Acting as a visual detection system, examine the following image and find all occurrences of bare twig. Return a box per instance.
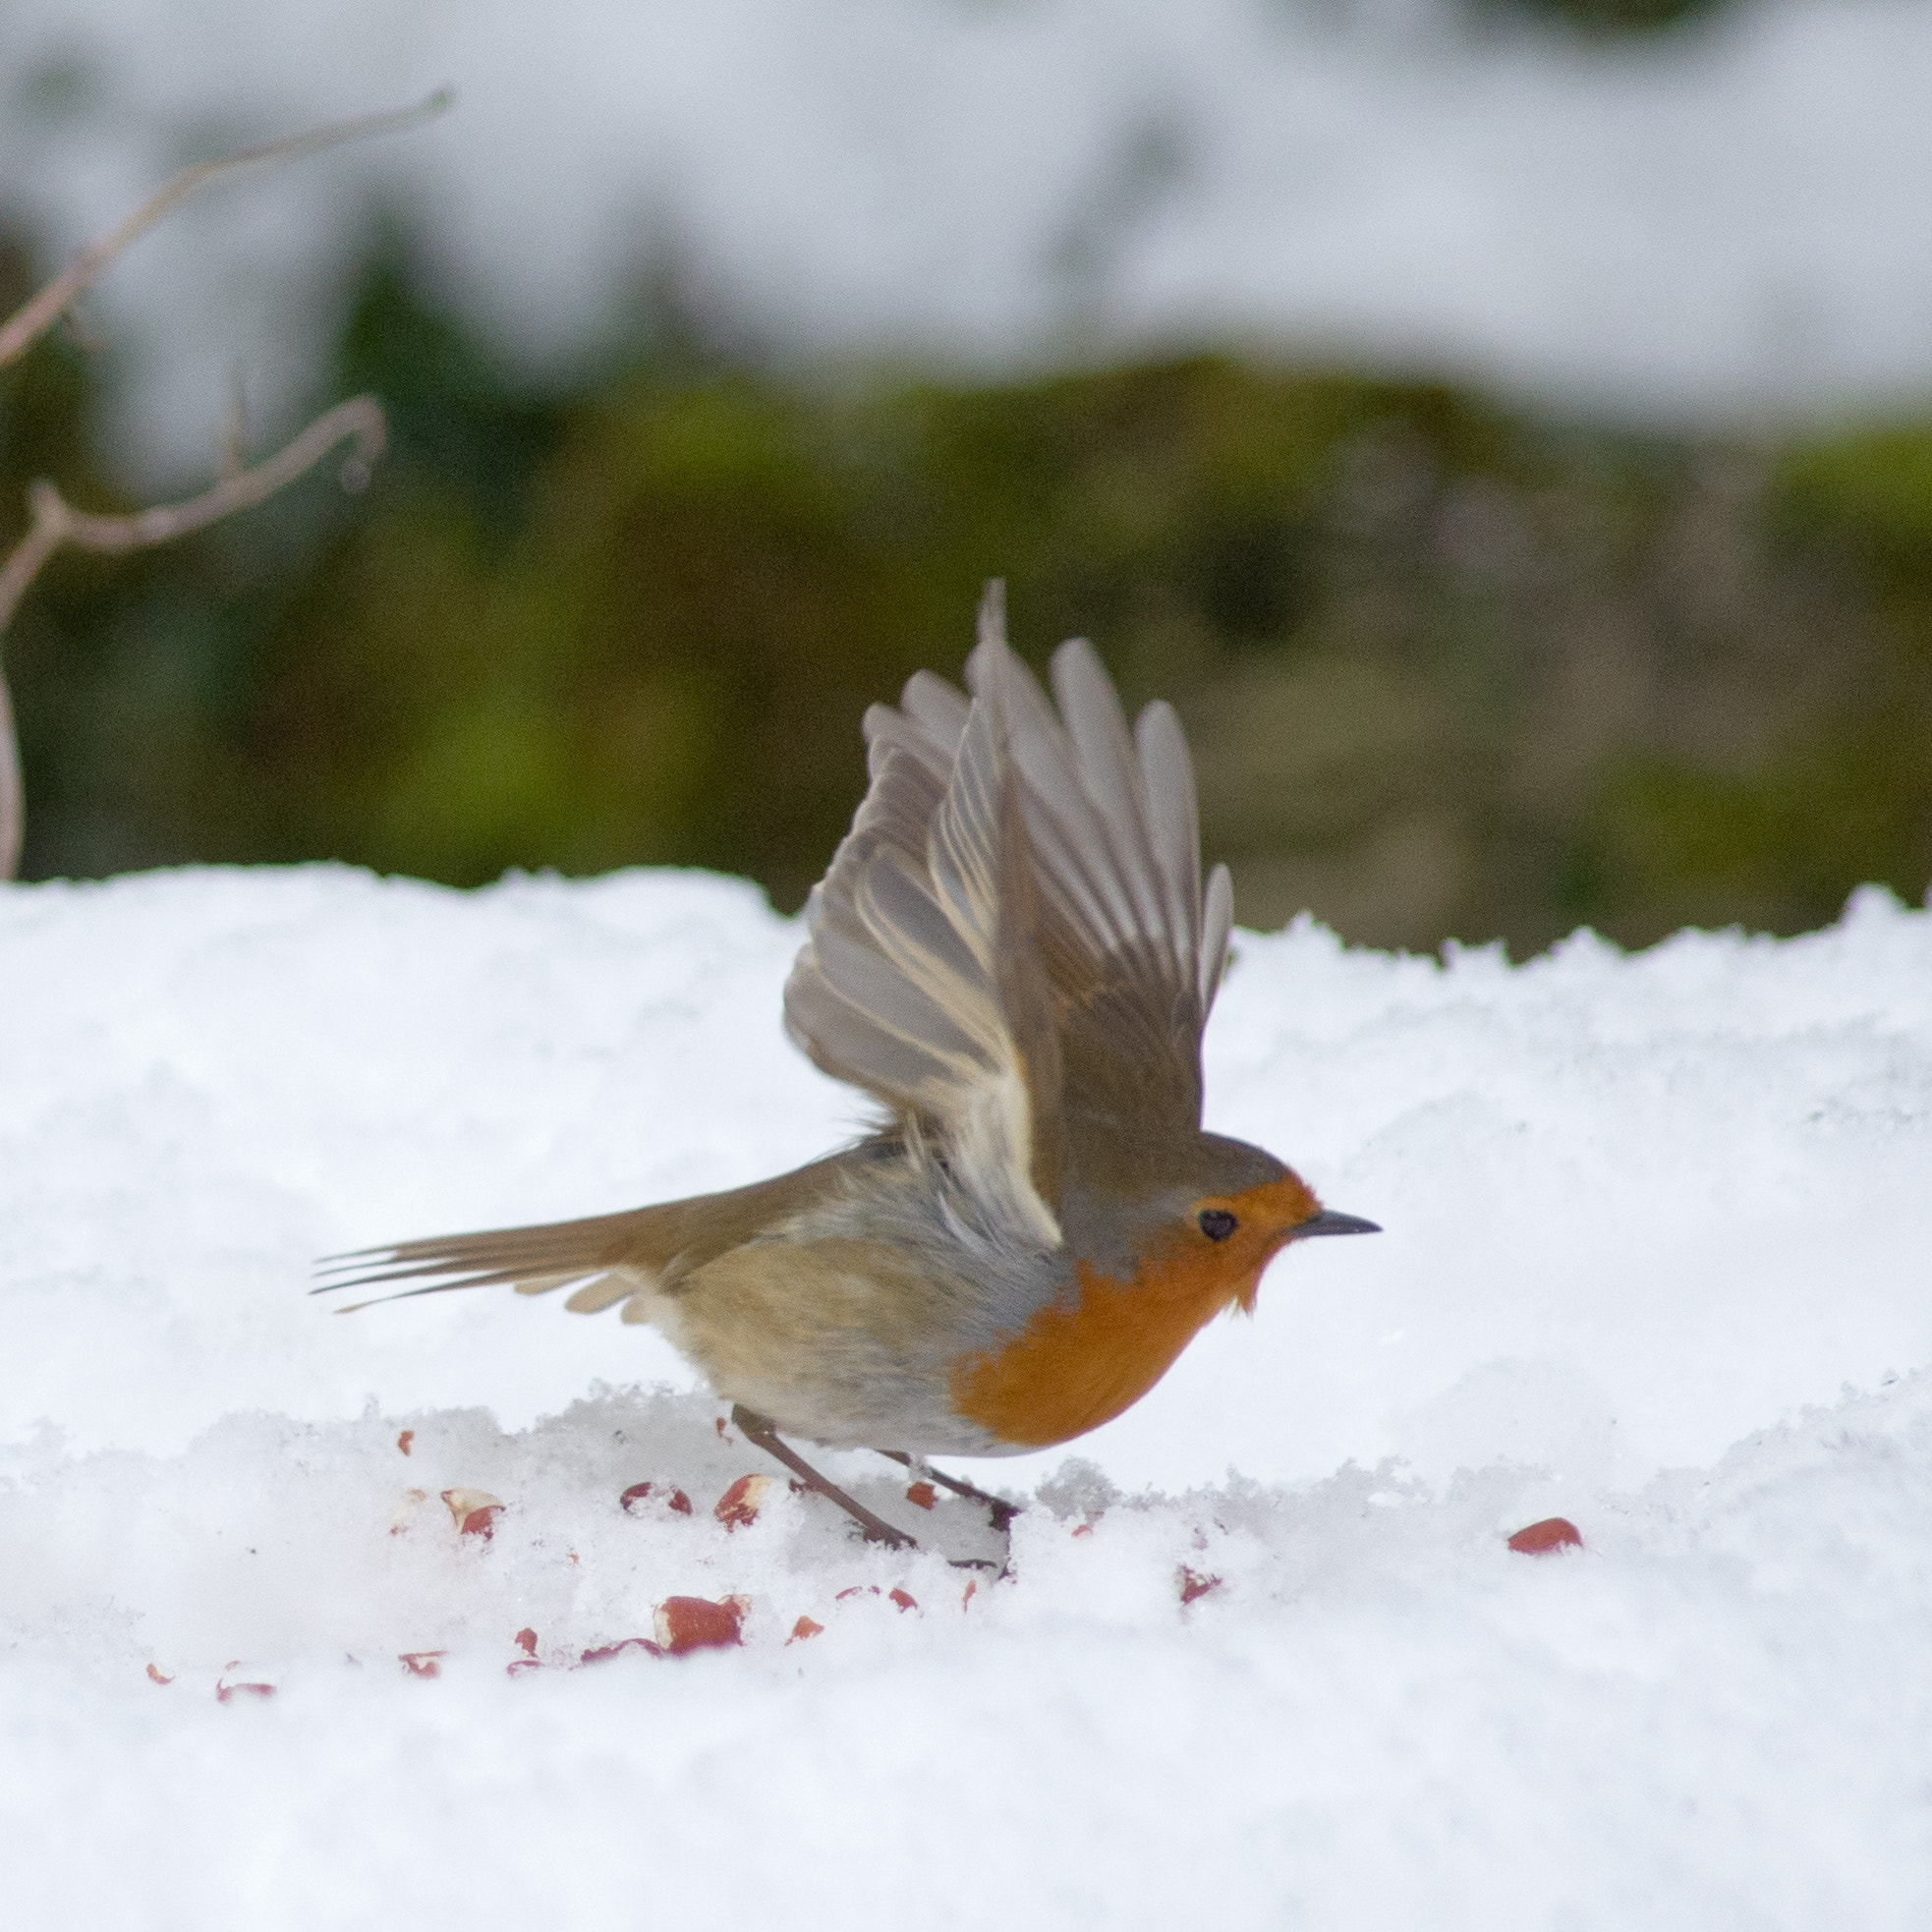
[0,396,384,638]
[0,90,449,881]
[0,90,450,372]
[0,398,384,880]
[0,672,17,887]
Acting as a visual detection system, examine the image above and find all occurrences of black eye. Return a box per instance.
[1198,1209,1238,1242]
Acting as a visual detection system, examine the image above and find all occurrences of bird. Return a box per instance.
[319,586,1378,1549]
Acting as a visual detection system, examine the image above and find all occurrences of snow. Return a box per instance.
[8,1,1932,477]
[1,861,1929,1925]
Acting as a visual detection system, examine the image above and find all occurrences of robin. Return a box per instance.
[321,587,1378,1548]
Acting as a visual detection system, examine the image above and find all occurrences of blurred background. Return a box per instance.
[3,0,1930,953]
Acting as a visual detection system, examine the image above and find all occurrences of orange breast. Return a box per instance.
[949,1246,1258,1450]
[949,1173,1319,1449]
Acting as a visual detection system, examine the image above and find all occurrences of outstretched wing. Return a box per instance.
[783,594,1065,1248]
[783,586,1232,1228]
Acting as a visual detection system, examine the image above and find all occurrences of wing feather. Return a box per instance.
[898,669,971,754]
[1134,700,1202,974]
[785,631,1063,1245]
[967,642,1138,957]
[1050,639,1173,959]
[783,583,1234,1218]
[1200,862,1233,1012]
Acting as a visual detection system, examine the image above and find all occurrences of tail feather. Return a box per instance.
[315,1151,851,1317]
[314,1206,654,1314]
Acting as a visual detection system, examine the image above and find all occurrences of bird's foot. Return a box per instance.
[730,1405,917,1551]
[880,1449,1022,1535]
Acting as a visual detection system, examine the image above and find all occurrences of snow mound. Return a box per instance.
[1,865,1928,1924]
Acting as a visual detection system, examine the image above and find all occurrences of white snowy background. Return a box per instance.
[4,0,1932,478]
[6,0,1932,1922]
[1,865,1928,1926]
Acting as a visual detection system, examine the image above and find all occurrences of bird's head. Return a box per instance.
[1062,1129,1378,1308]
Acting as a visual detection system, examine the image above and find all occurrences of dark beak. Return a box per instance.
[1295,1209,1381,1238]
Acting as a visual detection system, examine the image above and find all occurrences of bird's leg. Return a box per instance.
[879,1449,1022,1534]
[729,1405,916,1551]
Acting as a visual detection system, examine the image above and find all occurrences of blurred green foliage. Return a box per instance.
[1465,0,1726,34]
[4,225,1929,954]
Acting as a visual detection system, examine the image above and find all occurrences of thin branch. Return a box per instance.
[0,90,451,371]
[0,397,385,881]
[0,672,17,887]
[0,89,447,881]
[0,395,384,635]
